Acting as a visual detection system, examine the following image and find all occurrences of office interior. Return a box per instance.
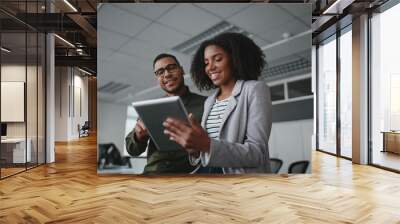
[0,0,97,179]
[97,3,313,174]
[313,0,400,172]
[0,0,399,222]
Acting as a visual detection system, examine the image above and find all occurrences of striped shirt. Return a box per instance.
[205,98,230,139]
[189,97,232,174]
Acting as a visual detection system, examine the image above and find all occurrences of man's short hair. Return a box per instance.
[153,53,181,68]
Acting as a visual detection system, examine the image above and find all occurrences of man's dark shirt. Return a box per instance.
[125,87,206,174]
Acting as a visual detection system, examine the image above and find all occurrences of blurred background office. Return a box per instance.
[97,3,312,174]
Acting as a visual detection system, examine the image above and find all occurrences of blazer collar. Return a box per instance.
[209,79,244,100]
[231,80,244,97]
[202,80,244,129]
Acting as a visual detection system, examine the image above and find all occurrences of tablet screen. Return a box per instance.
[132,96,189,151]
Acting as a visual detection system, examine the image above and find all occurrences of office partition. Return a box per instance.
[0,1,47,179]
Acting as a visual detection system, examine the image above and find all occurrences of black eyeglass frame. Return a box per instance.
[154,63,180,77]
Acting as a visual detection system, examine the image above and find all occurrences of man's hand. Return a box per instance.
[134,119,149,141]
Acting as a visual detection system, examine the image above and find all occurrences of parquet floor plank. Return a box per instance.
[1,134,400,223]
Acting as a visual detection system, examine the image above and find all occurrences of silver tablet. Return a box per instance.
[131,96,189,152]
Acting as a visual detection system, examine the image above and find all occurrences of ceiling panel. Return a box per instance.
[116,3,176,20]
[227,4,293,39]
[194,3,250,19]
[118,38,167,61]
[98,28,130,51]
[157,3,221,36]
[285,33,312,56]
[260,19,310,44]
[174,52,193,73]
[98,59,152,88]
[97,47,115,62]
[136,23,190,48]
[105,51,153,72]
[251,35,270,48]
[265,33,311,62]
[277,3,312,25]
[98,4,151,37]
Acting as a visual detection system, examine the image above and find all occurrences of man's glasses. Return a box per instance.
[154,64,179,77]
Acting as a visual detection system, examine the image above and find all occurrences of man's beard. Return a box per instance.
[163,79,185,95]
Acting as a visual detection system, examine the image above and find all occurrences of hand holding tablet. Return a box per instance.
[134,119,148,142]
[132,96,190,152]
[163,113,211,154]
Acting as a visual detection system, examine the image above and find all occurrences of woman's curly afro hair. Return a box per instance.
[190,32,266,91]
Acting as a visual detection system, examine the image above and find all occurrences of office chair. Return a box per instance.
[98,143,132,169]
[79,121,90,138]
[269,158,283,174]
[288,160,309,174]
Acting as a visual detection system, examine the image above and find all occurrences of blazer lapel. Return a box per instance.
[218,97,237,135]
[201,91,218,128]
[218,80,244,135]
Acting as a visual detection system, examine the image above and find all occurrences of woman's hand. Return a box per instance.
[163,113,210,153]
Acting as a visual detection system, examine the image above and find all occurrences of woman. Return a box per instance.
[163,32,272,174]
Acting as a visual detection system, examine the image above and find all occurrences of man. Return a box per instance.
[125,53,206,174]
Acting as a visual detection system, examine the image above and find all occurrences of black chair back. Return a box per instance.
[98,143,132,169]
[82,121,90,130]
[269,158,283,174]
[288,160,309,174]
[98,143,122,165]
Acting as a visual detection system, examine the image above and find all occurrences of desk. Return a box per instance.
[1,138,31,163]
[382,131,400,154]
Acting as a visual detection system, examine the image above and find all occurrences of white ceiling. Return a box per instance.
[98,3,311,104]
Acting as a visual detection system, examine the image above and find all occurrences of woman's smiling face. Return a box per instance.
[204,45,233,87]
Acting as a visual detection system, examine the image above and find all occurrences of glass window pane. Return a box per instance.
[270,84,285,101]
[340,27,352,158]
[318,36,337,155]
[288,78,312,98]
[27,31,38,169]
[1,30,28,177]
[371,3,400,171]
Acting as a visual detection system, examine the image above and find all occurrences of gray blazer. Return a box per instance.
[196,80,272,174]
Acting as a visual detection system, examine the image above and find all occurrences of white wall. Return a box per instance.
[269,119,313,173]
[71,74,89,138]
[55,67,69,141]
[1,65,26,128]
[98,100,127,154]
[55,67,89,141]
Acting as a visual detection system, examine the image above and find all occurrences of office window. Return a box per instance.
[340,27,352,158]
[270,84,285,101]
[371,2,400,171]
[317,35,337,155]
[0,2,46,179]
[1,32,28,177]
[288,78,312,98]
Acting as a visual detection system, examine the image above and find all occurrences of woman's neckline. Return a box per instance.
[216,96,231,102]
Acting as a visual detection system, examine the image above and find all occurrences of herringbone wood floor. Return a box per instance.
[1,134,400,223]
